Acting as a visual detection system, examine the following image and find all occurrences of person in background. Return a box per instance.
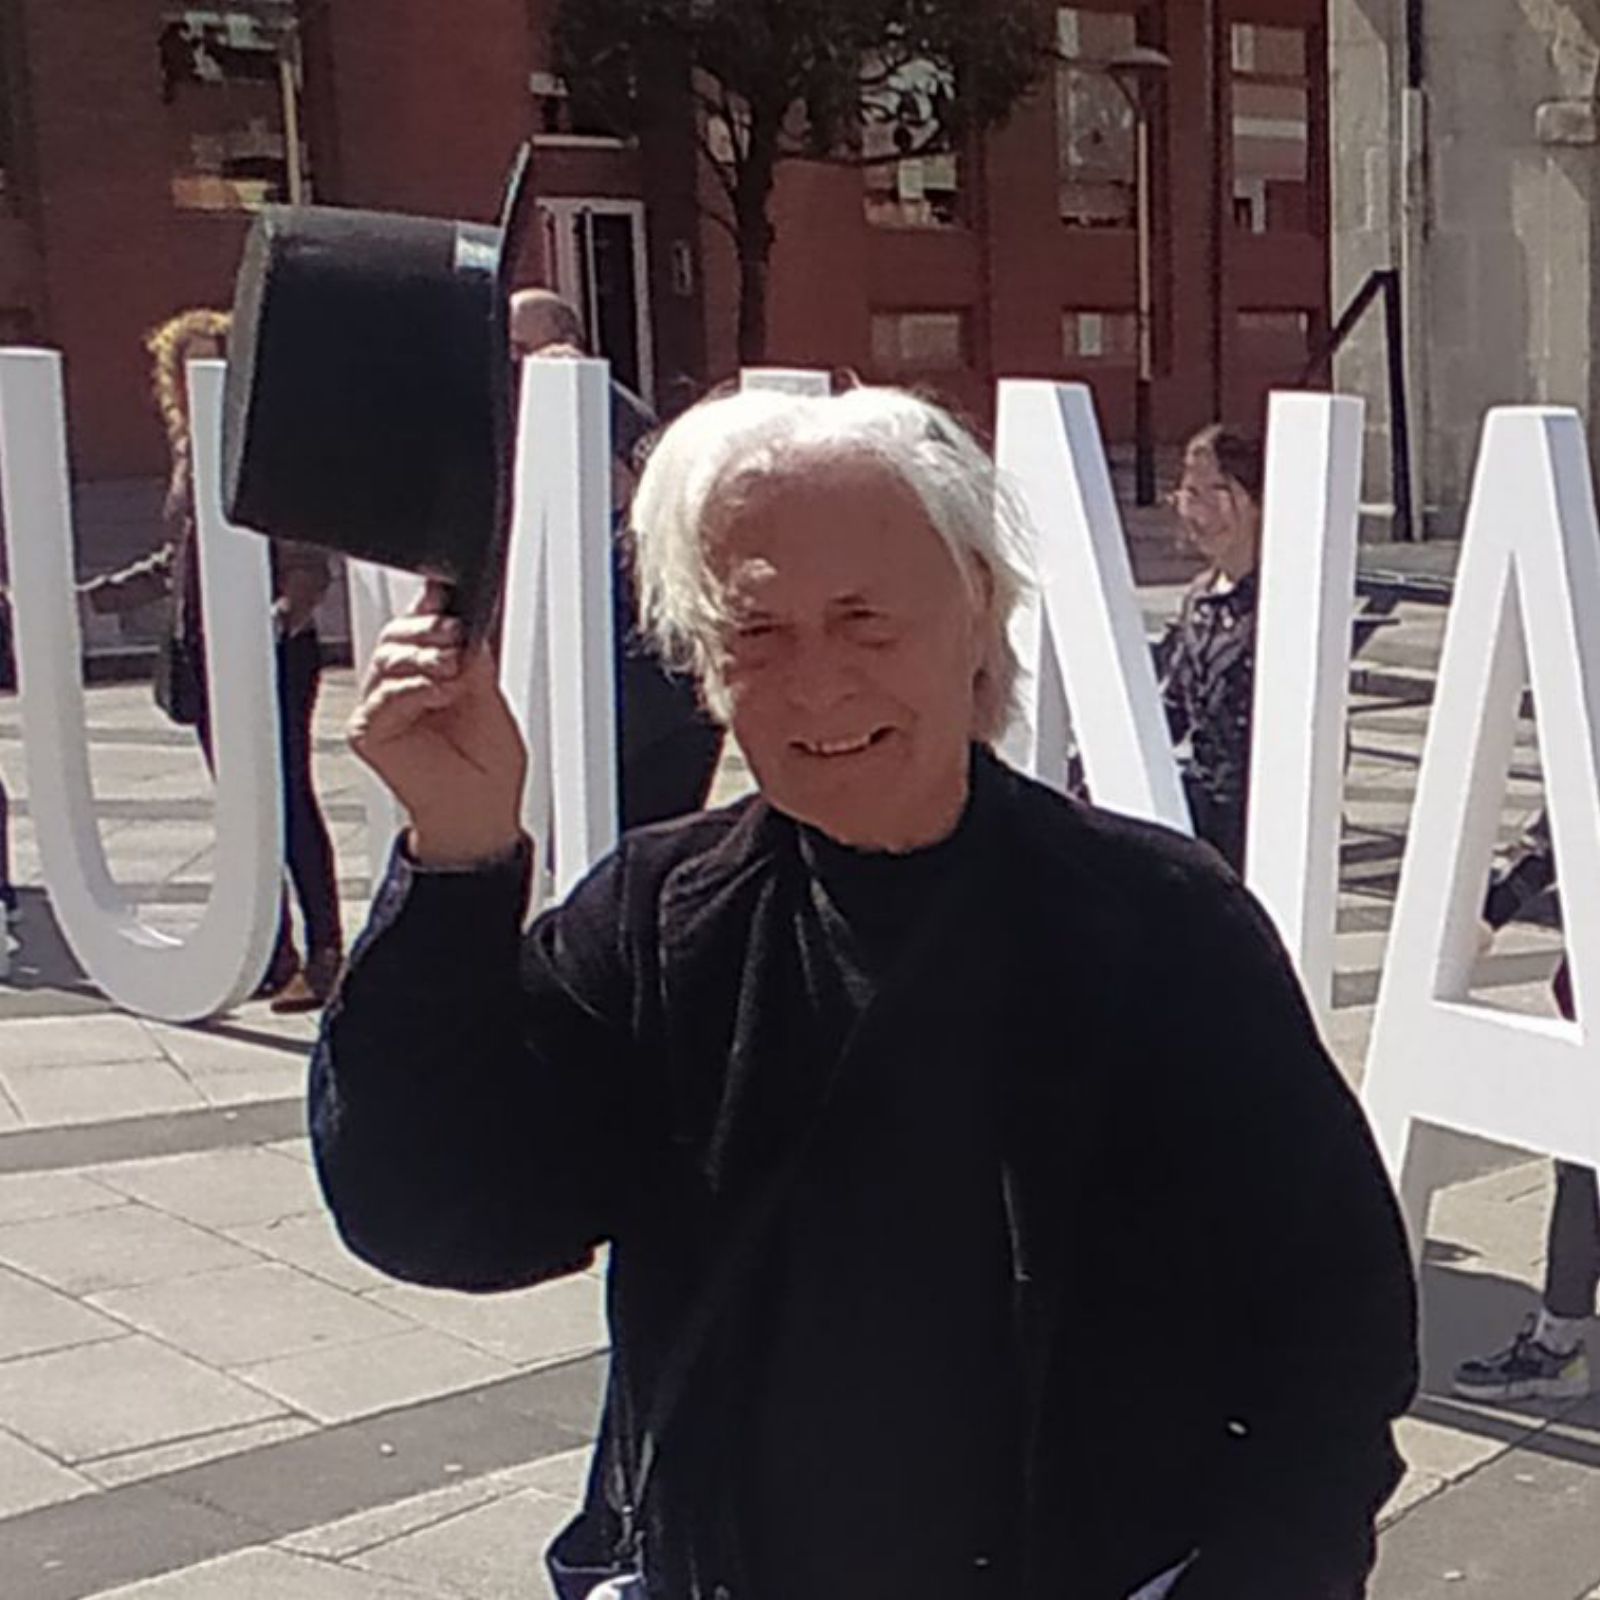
[1157,423,1266,874]
[0,590,20,974]
[1453,812,1593,1400]
[85,309,343,1011]
[509,287,723,829]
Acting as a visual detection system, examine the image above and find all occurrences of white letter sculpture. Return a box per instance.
[0,352,283,1021]
[502,356,618,907]
[344,359,621,913]
[347,559,425,882]
[998,383,1365,1015]
[995,380,1190,830]
[1364,407,1600,1249]
[1246,393,1364,1018]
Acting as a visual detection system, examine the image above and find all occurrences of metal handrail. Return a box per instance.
[1297,267,1415,542]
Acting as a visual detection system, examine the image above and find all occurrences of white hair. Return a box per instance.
[628,385,1035,745]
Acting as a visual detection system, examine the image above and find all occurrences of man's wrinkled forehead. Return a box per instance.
[702,442,924,542]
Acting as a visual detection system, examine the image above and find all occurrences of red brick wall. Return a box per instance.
[17,0,252,478]
[12,0,542,483]
[314,0,535,222]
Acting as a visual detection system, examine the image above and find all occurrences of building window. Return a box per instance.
[870,310,970,374]
[1056,7,1137,229]
[1235,307,1312,372]
[861,56,961,229]
[1063,309,1137,366]
[529,70,628,147]
[1230,23,1310,235]
[161,4,309,213]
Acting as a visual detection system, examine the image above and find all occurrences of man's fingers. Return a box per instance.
[375,611,464,650]
[349,673,462,753]
[361,641,463,696]
[408,579,456,619]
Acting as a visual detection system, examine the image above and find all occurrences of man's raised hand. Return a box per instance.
[348,584,528,867]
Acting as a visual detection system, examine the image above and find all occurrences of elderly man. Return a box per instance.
[313,387,1416,1600]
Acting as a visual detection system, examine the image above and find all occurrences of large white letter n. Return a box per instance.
[0,351,283,1021]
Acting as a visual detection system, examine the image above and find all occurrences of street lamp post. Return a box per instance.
[1107,46,1171,507]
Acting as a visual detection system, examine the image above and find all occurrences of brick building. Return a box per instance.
[0,0,1330,569]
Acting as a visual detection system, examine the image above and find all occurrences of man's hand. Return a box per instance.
[348,583,528,868]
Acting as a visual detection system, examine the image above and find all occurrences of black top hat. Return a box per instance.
[222,145,535,635]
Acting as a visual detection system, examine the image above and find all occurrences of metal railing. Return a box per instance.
[1297,267,1415,542]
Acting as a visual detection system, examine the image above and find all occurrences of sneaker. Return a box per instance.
[1453,1319,1592,1402]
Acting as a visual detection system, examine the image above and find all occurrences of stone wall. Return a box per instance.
[1332,0,1600,536]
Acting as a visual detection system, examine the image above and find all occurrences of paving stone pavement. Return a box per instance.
[0,596,1586,1597]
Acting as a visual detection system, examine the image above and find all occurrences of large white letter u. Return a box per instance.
[0,351,282,1021]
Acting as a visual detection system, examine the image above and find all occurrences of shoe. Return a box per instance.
[269,947,343,1015]
[252,947,301,1002]
[1453,1318,1592,1402]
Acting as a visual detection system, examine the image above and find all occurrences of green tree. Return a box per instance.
[552,0,1050,364]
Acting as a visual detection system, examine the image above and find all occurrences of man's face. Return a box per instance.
[1172,444,1248,560]
[705,451,984,852]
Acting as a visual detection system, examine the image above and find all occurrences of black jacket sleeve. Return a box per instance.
[1159,868,1419,1600]
[310,837,656,1293]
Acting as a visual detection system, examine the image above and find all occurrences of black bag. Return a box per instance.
[152,628,206,728]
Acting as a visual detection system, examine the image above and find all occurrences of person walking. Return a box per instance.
[86,308,343,1010]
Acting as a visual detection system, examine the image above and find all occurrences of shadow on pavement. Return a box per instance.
[0,886,108,1017]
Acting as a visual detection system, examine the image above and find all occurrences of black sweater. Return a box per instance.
[311,751,1417,1600]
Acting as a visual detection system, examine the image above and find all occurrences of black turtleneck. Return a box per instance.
[739,777,1022,1598]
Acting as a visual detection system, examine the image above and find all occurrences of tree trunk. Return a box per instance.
[733,140,778,366]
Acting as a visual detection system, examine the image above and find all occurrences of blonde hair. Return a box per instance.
[146,308,231,517]
[629,385,1034,746]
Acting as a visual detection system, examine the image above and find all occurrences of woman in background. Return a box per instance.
[88,309,343,1011]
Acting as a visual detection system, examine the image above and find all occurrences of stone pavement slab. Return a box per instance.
[82,1418,318,1491]
[94,1548,449,1599]
[0,1056,205,1125]
[0,1169,126,1224]
[0,1354,604,1600]
[349,1484,575,1600]
[0,1201,260,1295]
[365,1275,608,1368]
[0,1428,95,1520]
[0,1334,287,1462]
[238,1329,517,1427]
[1374,1394,1600,1598]
[224,1209,400,1295]
[0,1014,170,1070]
[0,1262,125,1361]
[88,1260,413,1370]
[88,1145,324,1229]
